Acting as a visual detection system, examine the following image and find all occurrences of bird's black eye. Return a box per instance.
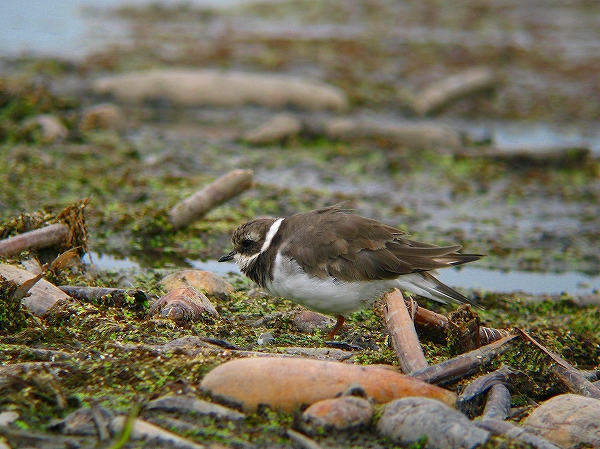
[241,239,254,248]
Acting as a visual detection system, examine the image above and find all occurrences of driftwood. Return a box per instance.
[145,396,245,422]
[110,415,205,449]
[241,114,302,145]
[552,364,600,399]
[474,381,562,449]
[0,223,70,258]
[409,334,517,385]
[517,329,600,399]
[408,67,498,116]
[412,303,510,345]
[481,383,512,420]
[324,118,461,151]
[457,365,521,415]
[476,418,562,449]
[168,170,253,230]
[383,291,428,373]
[0,264,70,316]
[93,69,348,111]
[286,429,324,449]
[456,145,590,167]
[59,286,149,311]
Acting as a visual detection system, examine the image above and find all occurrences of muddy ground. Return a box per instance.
[1,0,600,448]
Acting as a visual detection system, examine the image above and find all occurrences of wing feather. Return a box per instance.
[280,205,481,282]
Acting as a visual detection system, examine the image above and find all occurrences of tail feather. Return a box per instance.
[395,271,482,309]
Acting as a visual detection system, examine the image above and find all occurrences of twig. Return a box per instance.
[516,329,600,399]
[475,418,561,449]
[286,429,324,449]
[481,384,512,421]
[409,67,498,116]
[552,364,600,399]
[409,334,517,385]
[0,223,69,257]
[412,304,510,345]
[383,290,428,373]
[108,405,140,449]
[168,169,253,229]
[457,365,517,415]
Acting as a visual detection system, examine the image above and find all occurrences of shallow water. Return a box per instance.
[84,253,600,296]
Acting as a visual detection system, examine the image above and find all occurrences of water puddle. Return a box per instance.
[84,253,599,296]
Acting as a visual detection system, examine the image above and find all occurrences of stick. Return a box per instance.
[516,329,600,399]
[409,334,517,385]
[168,169,253,229]
[552,364,600,400]
[409,67,498,116]
[59,286,149,311]
[481,384,512,421]
[412,304,510,345]
[475,418,562,449]
[0,223,70,257]
[383,290,428,373]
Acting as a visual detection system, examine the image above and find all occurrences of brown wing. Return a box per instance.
[281,206,480,282]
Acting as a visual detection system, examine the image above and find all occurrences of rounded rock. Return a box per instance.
[377,397,490,449]
[160,270,234,300]
[150,287,218,322]
[524,394,600,448]
[300,396,373,434]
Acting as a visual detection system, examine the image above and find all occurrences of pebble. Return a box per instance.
[145,395,245,421]
[524,394,600,448]
[22,114,68,143]
[292,310,336,334]
[257,332,275,345]
[160,270,234,300]
[200,356,456,413]
[79,103,124,132]
[48,406,113,436]
[300,395,373,434]
[0,411,19,427]
[377,397,490,449]
[110,416,205,449]
[149,287,218,322]
[242,114,302,145]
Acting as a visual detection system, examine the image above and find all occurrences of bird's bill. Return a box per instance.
[218,251,235,262]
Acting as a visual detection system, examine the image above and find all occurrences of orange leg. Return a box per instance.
[326,315,345,340]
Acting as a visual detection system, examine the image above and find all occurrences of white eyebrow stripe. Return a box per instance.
[260,218,284,253]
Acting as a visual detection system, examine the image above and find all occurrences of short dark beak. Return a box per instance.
[218,251,235,262]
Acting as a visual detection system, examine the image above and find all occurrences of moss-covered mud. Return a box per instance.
[1,0,600,447]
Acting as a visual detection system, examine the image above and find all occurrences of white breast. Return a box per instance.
[264,252,399,316]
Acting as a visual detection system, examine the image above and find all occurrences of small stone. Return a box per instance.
[242,114,302,145]
[48,407,114,435]
[149,287,218,322]
[377,397,490,449]
[0,411,19,427]
[257,332,275,345]
[80,103,124,132]
[160,270,234,300]
[146,395,245,421]
[22,114,68,143]
[300,396,373,434]
[524,394,600,448]
[292,310,336,334]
